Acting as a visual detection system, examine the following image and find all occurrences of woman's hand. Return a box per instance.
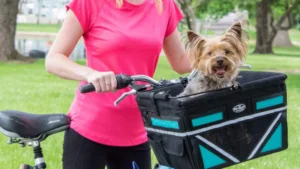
[85,71,117,93]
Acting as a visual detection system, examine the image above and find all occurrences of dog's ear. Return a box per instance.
[185,30,206,68]
[187,30,200,42]
[224,20,249,59]
[227,21,243,38]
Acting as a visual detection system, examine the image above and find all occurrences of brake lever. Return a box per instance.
[114,83,151,106]
[114,89,137,106]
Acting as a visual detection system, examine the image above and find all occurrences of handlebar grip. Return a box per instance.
[79,74,133,93]
[79,83,95,93]
[116,74,132,89]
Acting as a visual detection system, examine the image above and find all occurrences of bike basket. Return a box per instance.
[135,71,288,169]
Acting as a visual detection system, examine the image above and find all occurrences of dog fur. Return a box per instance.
[178,20,249,99]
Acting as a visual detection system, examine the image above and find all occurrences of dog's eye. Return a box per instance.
[207,52,212,56]
[224,50,230,54]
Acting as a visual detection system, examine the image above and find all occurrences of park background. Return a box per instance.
[0,0,300,168]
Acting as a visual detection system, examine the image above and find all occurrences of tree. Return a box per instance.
[271,0,296,47]
[176,0,239,33]
[254,0,300,54]
[0,0,32,61]
[176,0,197,31]
[193,0,300,54]
[194,0,237,19]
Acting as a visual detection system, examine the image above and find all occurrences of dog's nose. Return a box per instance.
[217,56,223,65]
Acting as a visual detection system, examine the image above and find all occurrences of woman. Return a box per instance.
[45,0,191,168]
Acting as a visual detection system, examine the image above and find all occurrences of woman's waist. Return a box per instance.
[68,93,145,133]
[72,88,140,112]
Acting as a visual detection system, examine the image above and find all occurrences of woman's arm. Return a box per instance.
[45,10,117,92]
[163,28,192,75]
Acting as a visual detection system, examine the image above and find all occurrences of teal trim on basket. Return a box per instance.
[151,118,179,130]
[256,95,284,110]
[199,145,226,169]
[192,112,223,127]
[261,123,282,153]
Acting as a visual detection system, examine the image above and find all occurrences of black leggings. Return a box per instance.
[62,128,152,169]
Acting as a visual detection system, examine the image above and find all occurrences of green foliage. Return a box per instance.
[271,0,300,21]
[193,0,299,23]
[17,23,61,33]
[193,0,258,19]
[272,0,288,19]
[194,0,237,19]
[296,24,300,30]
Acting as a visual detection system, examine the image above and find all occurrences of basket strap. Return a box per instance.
[149,92,160,116]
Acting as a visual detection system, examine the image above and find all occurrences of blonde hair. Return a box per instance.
[116,0,163,12]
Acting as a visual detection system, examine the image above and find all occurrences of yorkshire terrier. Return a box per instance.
[178,20,249,99]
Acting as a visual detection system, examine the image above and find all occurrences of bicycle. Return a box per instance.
[0,64,288,169]
[0,71,196,169]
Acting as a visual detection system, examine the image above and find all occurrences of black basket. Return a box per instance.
[136,71,288,169]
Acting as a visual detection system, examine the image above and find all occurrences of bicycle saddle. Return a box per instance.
[0,110,70,139]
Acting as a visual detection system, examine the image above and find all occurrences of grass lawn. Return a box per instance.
[0,46,300,169]
[17,23,61,33]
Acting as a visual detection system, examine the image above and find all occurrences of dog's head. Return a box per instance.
[186,20,248,83]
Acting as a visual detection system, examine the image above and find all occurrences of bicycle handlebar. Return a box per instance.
[79,74,162,93]
[78,66,251,105]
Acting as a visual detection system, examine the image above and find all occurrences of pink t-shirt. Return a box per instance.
[66,0,184,146]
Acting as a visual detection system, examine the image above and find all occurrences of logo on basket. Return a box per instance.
[233,104,246,113]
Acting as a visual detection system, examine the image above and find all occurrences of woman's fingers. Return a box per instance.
[91,79,101,93]
[99,76,108,92]
[110,72,117,92]
[86,71,116,93]
[103,73,112,92]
